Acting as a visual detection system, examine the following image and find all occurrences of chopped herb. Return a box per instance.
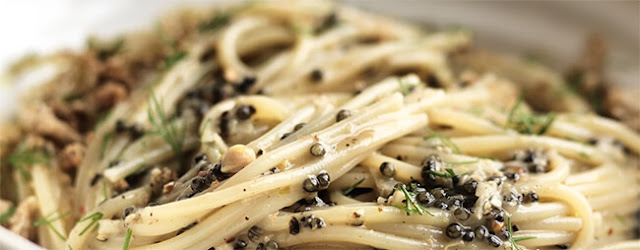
[147,93,186,164]
[123,228,133,250]
[88,37,125,60]
[424,128,461,154]
[157,26,188,70]
[506,93,556,135]
[199,13,231,32]
[342,178,365,195]
[290,24,313,36]
[513,236,537,242]
[0,206,16,224]
[477,155,498,160]
[102,182,109,202]
[579,152,590,159]
[163,51,187,70]
[68,245,73,250]
[100,131,114,160]
[398,78,419,95]
[507,216,527,250]
[614,214,626,225]
[8,146,50,180]
[445,160,479,165]
[427,168,469,179]
[94,111,112,130]
[34,211,70,241]
[78,212,103,236]
[392,184,433,216]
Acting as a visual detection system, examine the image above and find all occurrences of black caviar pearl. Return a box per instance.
[587,138,598,145]
[317,171,330,188]
[461,179,477,195]
[525,192,539,202]
[487,234,503,247]
[236,105,256,120]
[445,223,463,238]
[310,69,323,83]
[256,243,265,250]
[462,229,475,242]
[129,123,145,139]
[194,153,207,164]
[511,224,519,232]
[247,226,263,242]
[453,207,470,221]
[191,177,212,192]
[451,175,461,187]
[265,240,278,250]
[233,239,247,249]
[417,191,435,205]
[474,225,489,240]
[280,132,292,140]
[310,143,326,157]
[524,150,535,162]
[303,176,319,192]
[432,200,448,210]
[494,210,505,222]
[379,162,395,177]
[505,172,520,181]
[430,188,447,199]
[448,195,464,208]
[122,206,135,218]
[529,163,545,173]
[336,109,351,122]
[235,76,256,93]
[108,159,122,168]
[294,123,306,131]
[115,120,128,132]
[289,217,300,235]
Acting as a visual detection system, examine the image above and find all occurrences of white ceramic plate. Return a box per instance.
[0,1,637,248]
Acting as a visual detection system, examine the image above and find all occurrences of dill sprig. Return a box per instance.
[78,212,103,236]
[507,216,536,249]
[506,94,556,135]
[100,131,114,160]
[342,178,366,196]
[424,128,461,154]
[427,168,470,179]
[33,211,70,241]
[157,26,187,70]
[0,206,16,224]
[147,93,186,164]
[392,183,433,216]
[445,160,479,165]
[123,228,133,250]
[8,146,50,180]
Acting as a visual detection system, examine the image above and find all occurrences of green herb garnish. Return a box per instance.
[398,78,419,95]
[507,216,535,250]
[428,168,470,179]
[424,128,461,154]
[614,214,626,225]
[147,93,186,163]
[199,118,211,135]
[513,236,537,242]
[102,182,109,202]
[100,131,114,160]
[0,206,16,224]
[34,211,70,241]
[157,26,187,70]
[392,184,433,216]
[506,93,556,135]
[8,146,50,180]
[123,228,133,250]
[342,178,366,195]
[78,212,103,236]
[579,151,590,159]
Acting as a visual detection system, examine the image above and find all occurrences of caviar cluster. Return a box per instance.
[186,153,229,199]
[501,149,550,181]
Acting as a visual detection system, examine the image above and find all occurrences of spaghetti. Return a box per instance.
[0,1,638,249]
